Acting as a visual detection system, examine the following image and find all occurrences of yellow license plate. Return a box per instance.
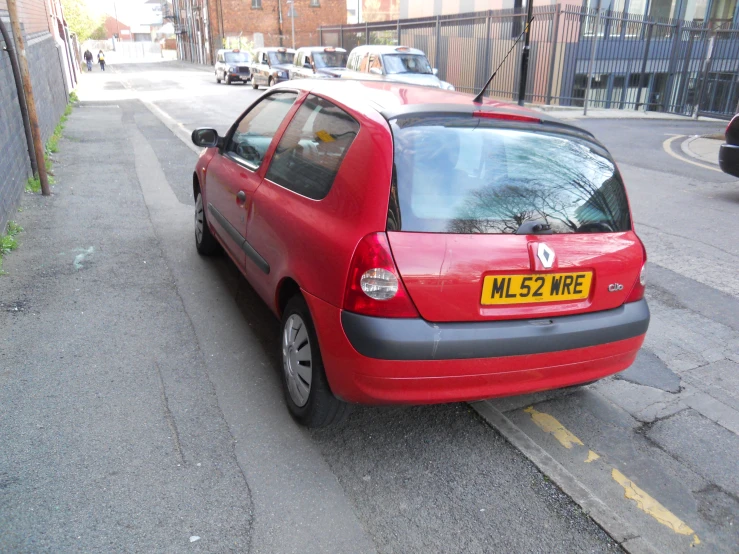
[481,272,592,305]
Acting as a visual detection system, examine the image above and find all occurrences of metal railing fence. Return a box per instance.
[319,6,739,118]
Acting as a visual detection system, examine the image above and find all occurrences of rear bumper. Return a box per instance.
[719,143,739,177]
[304,293,649,405]
[341,299,649,360]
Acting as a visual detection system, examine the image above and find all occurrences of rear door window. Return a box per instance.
[389,116,631,234]
[266,94,359,200]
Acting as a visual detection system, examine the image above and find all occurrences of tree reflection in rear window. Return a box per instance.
[388,116,631,234]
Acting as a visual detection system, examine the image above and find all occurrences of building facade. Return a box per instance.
[173,0,346,65]
[0,0,75,230]
[400,0,739,27]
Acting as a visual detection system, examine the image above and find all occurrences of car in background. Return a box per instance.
[215,49,251,85]
[344,45,454,90]
[250,47,295,89]
[719,113,739,178]
[289,47,349,80]
[189,79,649,428]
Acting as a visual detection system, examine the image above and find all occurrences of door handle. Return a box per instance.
[236,190,246,205]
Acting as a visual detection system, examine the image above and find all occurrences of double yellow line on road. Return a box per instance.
[524,406,701,547]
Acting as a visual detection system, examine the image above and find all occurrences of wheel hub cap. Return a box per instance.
[282,314,312,407]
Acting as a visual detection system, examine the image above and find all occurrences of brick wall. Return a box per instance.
[211,0,345,48]
[0,11,68,232]
[0,0,50,35]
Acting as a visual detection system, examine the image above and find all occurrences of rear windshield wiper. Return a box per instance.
[515,220,553,235]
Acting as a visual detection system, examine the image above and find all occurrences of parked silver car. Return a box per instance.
[344,45,454,90]
[250,47,295,89]
[214,49,251,85]
[289,47,349,79]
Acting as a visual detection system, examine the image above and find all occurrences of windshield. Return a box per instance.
[383,54,432,75]
[389,116,631,234]
[225,52,250,63]
[268,51,292,65]
[313,51,348,69]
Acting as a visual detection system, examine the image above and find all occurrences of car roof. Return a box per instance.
[296,46,347,54]
[260,47,296,53]
[348,45,425,57]
[274,79,595,139]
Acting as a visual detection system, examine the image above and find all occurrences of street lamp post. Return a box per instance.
[287,0,295,49]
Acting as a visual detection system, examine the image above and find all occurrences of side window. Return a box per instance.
[266,95,360,200]
[370,55,383,72]
[226,92,298,168]
[358,53,370,72]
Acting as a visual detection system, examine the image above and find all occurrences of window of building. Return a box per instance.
[310,0,320,6]
[252,0,262,8]
[266,95,360,200]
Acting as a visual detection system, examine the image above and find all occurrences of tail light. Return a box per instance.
[343,233,419,318]
[625,238,647,303]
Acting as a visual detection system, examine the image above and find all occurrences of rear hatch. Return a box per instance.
[385,114,643,323]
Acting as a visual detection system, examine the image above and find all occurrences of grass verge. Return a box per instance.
[0,221,23,275]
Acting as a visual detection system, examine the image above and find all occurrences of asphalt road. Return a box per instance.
[2,59,738,553]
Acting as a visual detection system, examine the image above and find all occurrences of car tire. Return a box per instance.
[194,192,221,256]
[216,71,221,83]
[252,78,258,90]
[281,295,351,428]
[226,75,232,85]
[268,77,274,87]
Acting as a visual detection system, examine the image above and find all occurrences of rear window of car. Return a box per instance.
[387,116,631,234]
[266,94,359,200]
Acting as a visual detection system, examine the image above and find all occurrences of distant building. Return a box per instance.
[173,0,347,65]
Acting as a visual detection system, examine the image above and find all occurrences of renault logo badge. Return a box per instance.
[537,243,555,269]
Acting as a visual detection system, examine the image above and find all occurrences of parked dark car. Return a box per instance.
[250,47,295,89]
[215,49,251,85]
[719,113,739,178]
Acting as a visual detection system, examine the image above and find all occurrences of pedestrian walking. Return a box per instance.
[98,50,106,71]
[84,49,93,72]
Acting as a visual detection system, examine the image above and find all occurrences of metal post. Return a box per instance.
[396,18,401,45]
[481,11,492,95]
[290,3,295,49]
[365,21,369,44]
[340,24,344,48]
[7,0,49,195]
[583,1,603,116]
[662,19,683,111]
[113,0,120,49]
[517,0,535,106]
[634,19,653,110]
[435,15,441,70]
[693,34,715,118]
[546,4,561,104]
[0,17,38,176]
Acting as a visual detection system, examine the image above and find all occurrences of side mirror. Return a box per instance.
[191,128,220,148]
[432,67,439,76]
[369,67,382,75]
[304,61,312,69]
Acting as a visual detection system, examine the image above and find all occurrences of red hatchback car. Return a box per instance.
[191,80,649,427]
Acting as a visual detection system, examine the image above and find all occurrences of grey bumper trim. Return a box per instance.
[341,299,649,361]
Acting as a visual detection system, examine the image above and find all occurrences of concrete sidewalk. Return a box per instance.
[682,136,723,165]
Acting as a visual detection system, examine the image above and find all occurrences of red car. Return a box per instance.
[191,80,649,427]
